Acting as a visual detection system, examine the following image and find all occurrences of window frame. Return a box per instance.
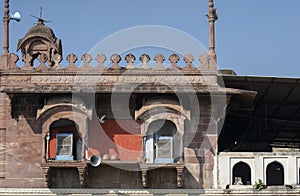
[55,133,74,160]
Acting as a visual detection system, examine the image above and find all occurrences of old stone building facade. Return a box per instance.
[0,0,300,195]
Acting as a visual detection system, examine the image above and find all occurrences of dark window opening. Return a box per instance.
[266,162,284,186]
[232,162,251,185]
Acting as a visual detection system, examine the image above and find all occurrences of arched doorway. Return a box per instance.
[145,120,180,163]
[232,162,251,185]
[266,162,284,186]
[48,119,82,161]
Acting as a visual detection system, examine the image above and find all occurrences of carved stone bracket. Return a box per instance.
[139,163,184,188]
[41,166,51,188]
[41,162,87,188]
[77,166,87,187]
[141,169,148,188]
[176,165,184,188]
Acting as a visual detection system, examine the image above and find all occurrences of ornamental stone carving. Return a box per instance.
[110,53,121,69]
[125,53,136,69]
[8,53,19,70]
[154,54,165,70]
[36,53,49,71]
[65,53,78,70]
[182,53,194,71]
[139,53,150,69]
[169,54,180,69]
[21,53,33,70]
[17,20,62,68]
[95,53,106,70]
[52,53,62,69]
[80,53,93,71]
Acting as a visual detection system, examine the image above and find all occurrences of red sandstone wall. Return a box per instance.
[0,93,219,189]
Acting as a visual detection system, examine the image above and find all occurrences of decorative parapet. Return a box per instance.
[1,52,217,72]
[0,52,221,93]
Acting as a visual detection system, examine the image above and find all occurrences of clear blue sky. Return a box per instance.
[1,0,300,77]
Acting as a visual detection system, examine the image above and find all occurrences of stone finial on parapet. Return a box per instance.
[154,54,165,70]
[110,53,121,69]
[80,53,93,71]
[21,53,33,70]
[95,53,106,70]
[182,53,195,71]
[8,53,19,70]
[139,53,150,69]
[65,53,78,71]
[169,54,180,69]
[125,53,136,69]
[52,53,62,69]
[36,53,49,71]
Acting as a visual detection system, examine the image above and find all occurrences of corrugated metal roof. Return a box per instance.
[219,74,300,151]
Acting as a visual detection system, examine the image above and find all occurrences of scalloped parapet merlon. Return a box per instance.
[1,52,217,72]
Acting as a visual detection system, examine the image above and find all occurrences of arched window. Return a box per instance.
[266,161,284,186]
[145,120,180,163]
[48,119,82,161]
[232,162,251,185]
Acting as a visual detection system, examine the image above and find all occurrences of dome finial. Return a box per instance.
[31,6,51,25]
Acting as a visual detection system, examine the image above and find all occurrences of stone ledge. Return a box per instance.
[0,188,300,195]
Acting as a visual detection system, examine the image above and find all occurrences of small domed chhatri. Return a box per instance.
[22,19,56,43]
[17,19,62,67]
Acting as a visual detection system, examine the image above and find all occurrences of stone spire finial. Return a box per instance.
[207,0,218,65]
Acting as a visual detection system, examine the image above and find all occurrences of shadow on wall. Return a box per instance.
[48,168,81,188]
[87,165,142,188]
[11,95,42,134]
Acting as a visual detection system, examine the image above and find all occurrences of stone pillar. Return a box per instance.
[2,0,10,55]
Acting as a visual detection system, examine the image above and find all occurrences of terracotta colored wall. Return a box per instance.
[88,119,142,161]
